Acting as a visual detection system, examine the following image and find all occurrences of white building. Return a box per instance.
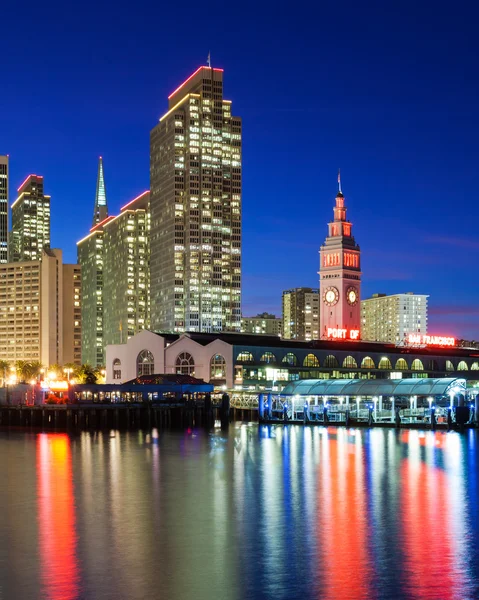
[361,292,428,344]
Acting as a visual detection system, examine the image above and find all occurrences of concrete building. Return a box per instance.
[0,156,8,264]
[103,191,150,346]
[9,174,51,262]
[361,292,429,344]
[150,65,242,333]
[319,176,361,339]
[0,248,81,366]
[62,263,82,364]
[282,288,320,341]
[242,313,282,337]
[106,330,479,389]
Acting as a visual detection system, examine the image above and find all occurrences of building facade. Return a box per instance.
[0,156,8,264]
[319,179,361,339]
[150,65,242,333]
[282,288,319,341]
[361,292,429,344]
[9,175,51,263]
[0,248,81,366]
[62,263,82,364]
[241,313,282,336]
[103,191,150,346]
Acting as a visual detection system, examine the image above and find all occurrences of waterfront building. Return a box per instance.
[62,263,82,364]
[241,313,282,336]
[9,174,51,262]
[0,248,81,366]
[103,191,150,346]
[282,288,319,341]
[361,292,428,344]
[0,156,8,263]
[319,177,361,339]
[105,330,479,390]
[92,157,108,226]
[150,65,242,333]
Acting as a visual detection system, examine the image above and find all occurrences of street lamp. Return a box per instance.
[63,367,73,382]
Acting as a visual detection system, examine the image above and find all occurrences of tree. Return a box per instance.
[76,364,98,384]
[0,360,10,386]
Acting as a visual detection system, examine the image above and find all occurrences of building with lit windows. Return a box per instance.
[150,65,242,333]
[242,313,282,337]
[361,292,429,344]
[77,159,110,367]
[0,248,81,366]
[9,175,51,262]
[282,288,320,341]
[0,156,8,263]
[103,191,150,346]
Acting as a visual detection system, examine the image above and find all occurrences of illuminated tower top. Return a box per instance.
[92,157,108,226]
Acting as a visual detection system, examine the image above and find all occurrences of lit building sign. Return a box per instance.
[407,334,455,347]
[327,328,360,340]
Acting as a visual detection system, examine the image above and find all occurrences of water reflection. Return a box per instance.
[0,427,478,599]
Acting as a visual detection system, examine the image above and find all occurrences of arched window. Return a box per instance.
[113,358,122,380]
[324,355,339,368]
[137,350,154,376]
[303,354,320,367]
[176,352,195,376]
[457,360,468,371]
[210,354,226,379]
[428,359,438,371]
[471,362,479,371]
[395,358,408,370]
[446,360,454,371]
[361,356,375,369]
[411,359,424,371]
[237,351,254,363]
[282,353,298,366]
[343,356,358,368]
[378,357,392,370]
[260,351,276,364]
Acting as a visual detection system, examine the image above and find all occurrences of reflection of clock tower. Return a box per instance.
[319,174,361,338]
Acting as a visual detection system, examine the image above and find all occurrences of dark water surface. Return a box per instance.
[0,425,479,599]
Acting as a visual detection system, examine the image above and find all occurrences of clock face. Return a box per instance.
[323,286,339,306]
[347,286,358,306]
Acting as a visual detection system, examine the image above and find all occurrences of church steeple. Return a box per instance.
[92,157,108,226]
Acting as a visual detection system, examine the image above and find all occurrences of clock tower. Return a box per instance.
[319,174,361,339]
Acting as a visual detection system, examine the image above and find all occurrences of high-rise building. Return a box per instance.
[319,177,361,339]
[361,292,429,344]
[282,288,320,341]
[241,313,282,336]
[0,156,8,264]
[150,65,242,333]
[0,248,81,366]
[62,263,82,364]
[103,191,150,346]
[9,174,51,262]
[92,157,108,226]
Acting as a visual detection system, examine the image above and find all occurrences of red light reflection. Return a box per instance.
[37,434,79,600]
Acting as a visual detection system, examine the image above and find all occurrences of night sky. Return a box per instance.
[1,0,478,338]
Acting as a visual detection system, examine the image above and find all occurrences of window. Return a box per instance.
[343,356,358,368]
[324,355,339,368]
[471,362,479,371]
[210,354,226,379]
[446,360,454,372]
[411,359,424,371]
[303,354,320,367]
[361,356,375,369]
[282,352,298,366]
[457,361,468,371]
[176,352,195,376]
[395,358,408,370]
[378,357,392,370]
[137,350,154,376]
[260,351,276,364]
[113,358,121,380]
[237,351,254,363]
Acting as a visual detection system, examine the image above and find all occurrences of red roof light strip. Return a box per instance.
[120,190,149,212]
[17,174,43,192]
[168,66,224,99]
[89,216,114,232]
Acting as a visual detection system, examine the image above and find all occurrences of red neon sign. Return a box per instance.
[327,328,360,340]
[407,334,455,347]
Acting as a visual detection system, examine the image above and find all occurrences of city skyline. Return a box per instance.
[2,0,479,338]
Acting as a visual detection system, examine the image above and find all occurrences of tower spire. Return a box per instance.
[92,156,108,226]
[338,169,342,194]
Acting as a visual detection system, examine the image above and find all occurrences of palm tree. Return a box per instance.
[0,360,10,386]
[77,364,98,384]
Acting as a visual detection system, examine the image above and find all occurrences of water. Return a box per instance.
[0,425,479,600]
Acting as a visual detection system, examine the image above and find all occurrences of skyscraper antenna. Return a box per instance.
[338,169,342,194]
[207,51,211,68]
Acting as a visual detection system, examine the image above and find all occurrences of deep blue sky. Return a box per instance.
[1,0,479,338]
